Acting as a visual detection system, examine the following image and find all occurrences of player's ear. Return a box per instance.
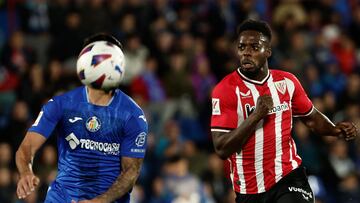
[266,47,272,58]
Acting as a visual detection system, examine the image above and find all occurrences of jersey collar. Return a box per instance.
[84,86,116,106]
[236,68,270,85]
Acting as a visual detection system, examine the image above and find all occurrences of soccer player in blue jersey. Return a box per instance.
[15,33,148,203]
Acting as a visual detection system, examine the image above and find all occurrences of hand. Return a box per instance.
[253,95,273,119]
[335,122,358,141]
[17,172,40,199]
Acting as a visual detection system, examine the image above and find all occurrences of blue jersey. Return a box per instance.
[29,86,148,203]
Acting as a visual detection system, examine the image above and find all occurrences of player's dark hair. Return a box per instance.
[237,19,272,42]
[83,33,123,49]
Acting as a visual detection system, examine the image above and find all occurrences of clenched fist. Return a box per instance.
[335,122,358,141]
[253,95,273,119]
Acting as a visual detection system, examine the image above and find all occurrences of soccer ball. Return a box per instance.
[76,41,125,90]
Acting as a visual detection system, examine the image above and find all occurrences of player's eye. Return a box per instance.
[252,45,260,51]
[238,45,245,51]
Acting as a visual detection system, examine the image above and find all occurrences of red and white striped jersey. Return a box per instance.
[211,68,313,194]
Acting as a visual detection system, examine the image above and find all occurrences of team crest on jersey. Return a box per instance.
[86,116,101,132]
[274,80,287,95]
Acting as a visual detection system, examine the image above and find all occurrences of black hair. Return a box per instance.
[83,33,123,49]
[237,19,272,42]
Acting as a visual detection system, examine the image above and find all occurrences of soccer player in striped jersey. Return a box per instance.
[211,19,358,203]
[15,34,148,203]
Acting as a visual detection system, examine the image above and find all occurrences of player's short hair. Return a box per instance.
[83,33,123,49]
[237,19,272,42]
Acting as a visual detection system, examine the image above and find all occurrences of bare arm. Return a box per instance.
[212,95,273,159]
[16,132,46,199]
[79,157,143,203]
[300,107,358,140]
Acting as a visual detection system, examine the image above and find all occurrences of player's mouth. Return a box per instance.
[241,61,256,70]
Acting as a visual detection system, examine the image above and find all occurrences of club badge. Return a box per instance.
[86,116,101,132]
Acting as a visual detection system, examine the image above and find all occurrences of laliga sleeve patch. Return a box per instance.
[212,98,221,115]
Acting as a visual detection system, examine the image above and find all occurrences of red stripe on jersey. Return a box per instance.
[272,74,294,181]
[242,81,262,193]
[230,154,240,192]
[261,81,276,191]
[234,79,256,193]
[280,97,293,178]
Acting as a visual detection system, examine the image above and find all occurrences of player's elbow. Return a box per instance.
[214,148,230,160]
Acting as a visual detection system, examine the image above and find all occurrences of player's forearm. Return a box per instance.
[301,108,339,136]
[16,144,34,175]
[16,132,46,175]
[213,113,262,159]
[98,159,142,202]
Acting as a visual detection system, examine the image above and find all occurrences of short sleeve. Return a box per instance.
[210,84,238,132]
[287,75,314,117]
[121,112,148,158]
[28,98,62,138]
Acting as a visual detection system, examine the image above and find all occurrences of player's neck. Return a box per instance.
[86,86,114,106]
[240,66,269,82]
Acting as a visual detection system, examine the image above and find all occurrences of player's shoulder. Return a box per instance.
[212,70,238,95]
[270,69,299,81]
[115,89,144,114]
[51,86,84,103]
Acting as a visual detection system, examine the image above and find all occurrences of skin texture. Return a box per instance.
[16,86,143,202]
[16,132,45,199]
[76,157,143,203]
[212,30,358,160]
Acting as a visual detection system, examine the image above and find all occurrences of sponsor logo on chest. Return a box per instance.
[245,102,290,116]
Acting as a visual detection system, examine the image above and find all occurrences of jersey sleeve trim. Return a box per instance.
[293,105,314,117]
[27,129,48,138]
[121,153,146,159]
[211,127,235,132]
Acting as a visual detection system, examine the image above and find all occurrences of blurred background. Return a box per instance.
[0,0,360,203]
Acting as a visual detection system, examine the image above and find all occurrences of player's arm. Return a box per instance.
[212,95,273,159]
[300,108,358,140]
[16,132,46,199]
[100,157,143,202]
[16,98,61,199]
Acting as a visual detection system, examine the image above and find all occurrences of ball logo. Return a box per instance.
[135,132,146,147]
[86,116,101,132]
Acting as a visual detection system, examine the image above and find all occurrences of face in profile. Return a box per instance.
[237,30,271,78]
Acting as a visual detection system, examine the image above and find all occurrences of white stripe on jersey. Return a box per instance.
[285,78,295,131]
[243,81,265,193]
[235,86,246,193]
[228,159,235,190]
[267,76,283,182]
[291,138,301,169]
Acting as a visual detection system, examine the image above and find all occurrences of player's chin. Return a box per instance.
[240,66,259,76]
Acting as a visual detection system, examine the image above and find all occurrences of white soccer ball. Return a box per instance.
[76,41,125,90]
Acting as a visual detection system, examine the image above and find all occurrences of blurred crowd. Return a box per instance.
[0,0,360,203]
